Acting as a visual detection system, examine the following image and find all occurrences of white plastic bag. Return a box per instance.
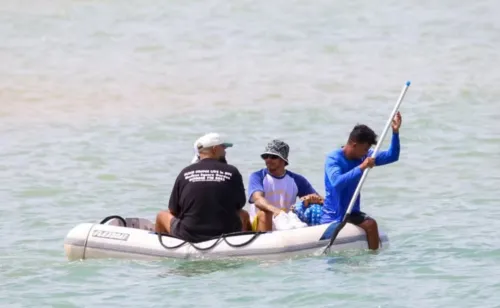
[273,212,307,230]
[287,212,308,228]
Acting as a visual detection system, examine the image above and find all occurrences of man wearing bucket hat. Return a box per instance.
[155,132,251,243]
[247,139,323,231]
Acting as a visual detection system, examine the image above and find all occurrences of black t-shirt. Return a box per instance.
[168,158,246,243]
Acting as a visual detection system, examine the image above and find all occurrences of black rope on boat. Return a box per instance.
[189,237,224,251]
[157,232,189,249]
[221,231,265,248]
[157,232,224,251]
[99,215,127,227]
[156,231,266,251]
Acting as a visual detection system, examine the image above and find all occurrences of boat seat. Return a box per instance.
[107,217,155,231]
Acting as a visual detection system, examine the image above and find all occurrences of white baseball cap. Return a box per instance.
[195,132,233,150]
[191,133,233,163]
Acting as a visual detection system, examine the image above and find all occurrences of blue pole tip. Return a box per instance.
[406,81,411,86]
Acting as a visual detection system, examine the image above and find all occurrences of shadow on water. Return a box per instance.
[156,248,383,277]
[324,249,382,273]
[158,258,253,278]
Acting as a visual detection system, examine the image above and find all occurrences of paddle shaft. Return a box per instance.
[323,81,411,252]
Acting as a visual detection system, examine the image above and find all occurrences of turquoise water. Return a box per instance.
[1,0,500,307]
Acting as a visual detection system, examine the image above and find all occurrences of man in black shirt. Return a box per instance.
[155,133,251,243]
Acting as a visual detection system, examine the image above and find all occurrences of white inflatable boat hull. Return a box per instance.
[64,217,389,261]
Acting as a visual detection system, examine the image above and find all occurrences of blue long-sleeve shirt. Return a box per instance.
[320,133,400,224]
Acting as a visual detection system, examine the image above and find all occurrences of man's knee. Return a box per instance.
[239,209,250,221]
[360,218,378,233]
[257,210,272,221]
[156,210,170,222]
[239,210,251,231]
[155,210,173,233]
[256,210,273,231]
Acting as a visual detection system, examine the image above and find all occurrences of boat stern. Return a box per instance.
[64,223,94,261]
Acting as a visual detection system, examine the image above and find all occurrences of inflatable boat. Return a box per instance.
[63,215,390,261]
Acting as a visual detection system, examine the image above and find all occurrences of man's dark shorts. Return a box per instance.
[347,211,372,225]
[169,216,182,238]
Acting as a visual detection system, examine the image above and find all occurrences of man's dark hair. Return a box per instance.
[348,124,378,145]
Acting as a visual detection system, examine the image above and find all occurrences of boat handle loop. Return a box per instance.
[99,215,127,227]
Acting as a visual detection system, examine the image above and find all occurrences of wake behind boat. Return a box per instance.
[63,215,389,261]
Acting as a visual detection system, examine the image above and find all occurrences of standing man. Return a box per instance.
[320,112,403,250]
[248,139,323,231]
[155,133,251,243]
